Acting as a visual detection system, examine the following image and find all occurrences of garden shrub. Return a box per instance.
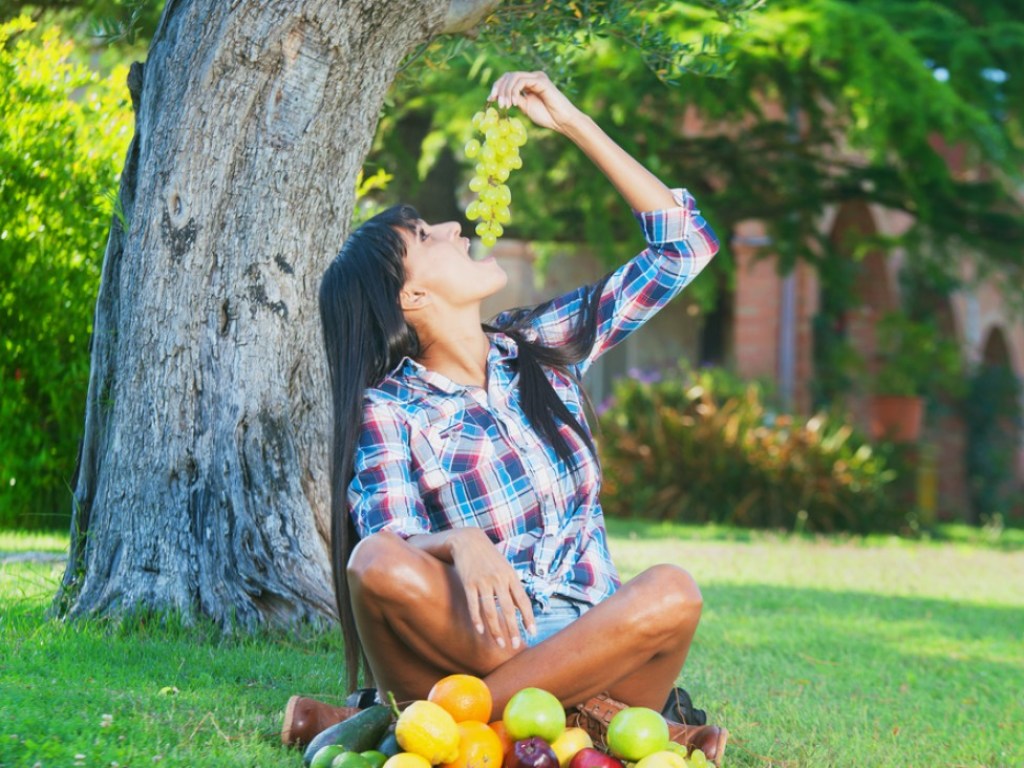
[0,18,131,528]
[597,366,908,532]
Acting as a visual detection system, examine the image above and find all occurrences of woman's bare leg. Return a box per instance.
[347,531,702,712]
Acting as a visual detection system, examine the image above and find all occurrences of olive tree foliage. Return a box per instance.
[0,17,132,529]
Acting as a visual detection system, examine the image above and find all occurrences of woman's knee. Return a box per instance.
[347,531,429,604]
[632,564,703,634]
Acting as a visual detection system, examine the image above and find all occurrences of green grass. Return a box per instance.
[2,524,1022,768]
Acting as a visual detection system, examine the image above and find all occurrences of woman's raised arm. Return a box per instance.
[488,71,676,213]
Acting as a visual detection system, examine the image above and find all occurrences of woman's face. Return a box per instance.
[399,219,507,312]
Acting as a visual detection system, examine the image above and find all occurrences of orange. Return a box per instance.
[441,720,505,768]
[428,674,493,724]
[487,720,513,755]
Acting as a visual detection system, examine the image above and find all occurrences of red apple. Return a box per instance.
[569,747,625,768]
[507,737,560,768]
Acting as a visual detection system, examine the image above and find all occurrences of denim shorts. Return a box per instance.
[517,595,592,647]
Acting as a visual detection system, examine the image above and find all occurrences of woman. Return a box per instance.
[287,71,727,763]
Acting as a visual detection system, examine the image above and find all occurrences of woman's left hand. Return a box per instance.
[488,71,584,135]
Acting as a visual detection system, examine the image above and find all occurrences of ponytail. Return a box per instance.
[485,274,612,476]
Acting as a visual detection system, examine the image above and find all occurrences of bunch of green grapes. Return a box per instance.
[464,107,527,248]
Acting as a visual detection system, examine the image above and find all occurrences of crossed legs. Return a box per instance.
[346,530,703,713]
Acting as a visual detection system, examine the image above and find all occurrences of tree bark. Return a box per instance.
[56,0,501,628]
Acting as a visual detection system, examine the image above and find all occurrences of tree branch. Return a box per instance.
[442,0,502,34]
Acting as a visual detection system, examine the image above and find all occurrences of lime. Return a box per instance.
[332,753,373,768]
[311,745,346,768]
[360,750,389,768]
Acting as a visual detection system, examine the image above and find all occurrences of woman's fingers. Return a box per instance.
[495,587,524,649]
[490,71,548,110]
[465,585,486,636]
[511,581,537,638]
[448,528,535,649]
[478,587,508,648]
[468,578,530,649]
[487,71,578,134]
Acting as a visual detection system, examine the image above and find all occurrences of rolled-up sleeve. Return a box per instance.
[347,399,431,540]
[501,188,719,377]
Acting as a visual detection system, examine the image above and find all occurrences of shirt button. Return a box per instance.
[537,566,547,576]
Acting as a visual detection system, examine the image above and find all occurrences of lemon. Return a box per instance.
[382,754,433,768]
[395,700,460,764]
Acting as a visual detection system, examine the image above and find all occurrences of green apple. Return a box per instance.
[606,708,669,762]
[503,687,566,743]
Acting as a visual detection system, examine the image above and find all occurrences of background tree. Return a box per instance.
[0,17,131,529]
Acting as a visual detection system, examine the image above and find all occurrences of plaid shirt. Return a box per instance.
[348,188,718,610]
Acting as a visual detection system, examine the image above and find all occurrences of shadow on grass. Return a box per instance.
[700,582,1024,653]
[606,516,1024,551]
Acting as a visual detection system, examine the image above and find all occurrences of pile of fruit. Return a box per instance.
[464,107,527,248]
[303,675,710,768]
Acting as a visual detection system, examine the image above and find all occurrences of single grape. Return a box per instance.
[464,138,481,159]
[493,137,513,157]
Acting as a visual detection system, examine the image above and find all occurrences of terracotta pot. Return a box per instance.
[870,395,924,442]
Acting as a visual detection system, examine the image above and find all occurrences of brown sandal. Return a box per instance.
[567,692,728,766]
[281,696,360,748]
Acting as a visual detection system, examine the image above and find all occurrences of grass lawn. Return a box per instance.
[2,523,1022,768]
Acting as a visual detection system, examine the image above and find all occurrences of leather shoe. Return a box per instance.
[568,692,728,766]
[281,696,359,748]
[662,686,707,726]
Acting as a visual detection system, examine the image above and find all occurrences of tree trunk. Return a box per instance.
[55,0,501,628]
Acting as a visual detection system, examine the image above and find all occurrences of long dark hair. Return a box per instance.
[319,205,610,691]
